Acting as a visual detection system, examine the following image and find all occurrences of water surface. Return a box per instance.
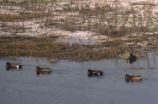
[0,52,158,104]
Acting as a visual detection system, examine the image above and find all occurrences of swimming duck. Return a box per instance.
[88,69,104,77]
[125,74,142,82]
[36,66,52,75]
[6,62,23,70]
[129,53,137,64]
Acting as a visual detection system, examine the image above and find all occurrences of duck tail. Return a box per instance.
[19,64,23,69]
[100,71,104,76]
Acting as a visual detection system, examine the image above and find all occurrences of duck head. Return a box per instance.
[125,74,130,82]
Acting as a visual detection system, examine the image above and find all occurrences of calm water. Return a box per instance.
[0,52,158,104]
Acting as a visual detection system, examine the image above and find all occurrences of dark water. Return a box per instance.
[0,52,158,104]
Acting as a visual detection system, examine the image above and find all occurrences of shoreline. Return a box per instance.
[1,35,157,61]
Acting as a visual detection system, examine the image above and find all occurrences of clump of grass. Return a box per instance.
[125,37,143,43]
[24,12,46,19]
[0,13,22,22]
[119,51,130,60]
[102,39,125,47]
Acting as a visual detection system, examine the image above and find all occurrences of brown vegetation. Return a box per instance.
[0,12,46,22]
[0,36,136,61]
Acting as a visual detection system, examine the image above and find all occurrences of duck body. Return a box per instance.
[125,74,142,82]
[88,69,104,77]
[36,66,52,75]
[6,62,23,70]
[129,53,137,64]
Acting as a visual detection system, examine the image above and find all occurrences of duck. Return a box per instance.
[88,69,104,77]
[6,62,23,70]
[129,53,137,64]
[36,66,52,75]
[125,74,142,82]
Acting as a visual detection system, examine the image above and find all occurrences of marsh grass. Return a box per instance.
[0,36,136,61]
[1,0,156,37]
[0,0,157,36]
